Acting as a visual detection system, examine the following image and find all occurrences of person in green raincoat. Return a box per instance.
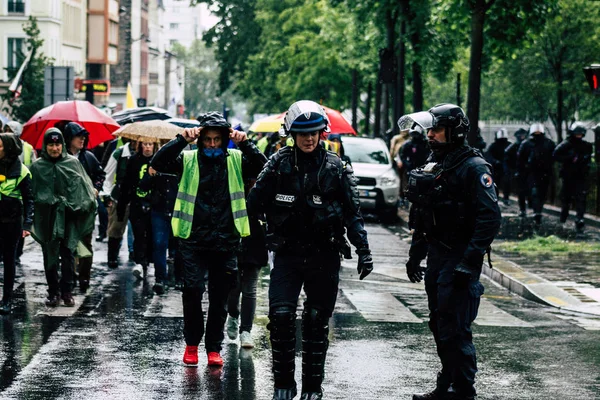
[29,128,96,307]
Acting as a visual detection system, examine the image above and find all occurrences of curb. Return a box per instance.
[482,256,600,317]
[506,196,600,229]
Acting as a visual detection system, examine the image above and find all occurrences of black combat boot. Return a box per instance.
[575,219,585,235]
[269,307,298,400]
[107,237,121,269]
[300,308,329,400]
[413,390,446,400]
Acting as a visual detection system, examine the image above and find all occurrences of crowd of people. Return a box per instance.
[390,120,595,234]
[0,100,596,400]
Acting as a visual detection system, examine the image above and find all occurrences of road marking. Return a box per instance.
[341,289,423,323]
[474,299,533,327]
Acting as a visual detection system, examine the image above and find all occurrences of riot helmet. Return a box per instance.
[495,128,508,140]
[409,125,425,139]
[398,103,469,148]
[529,123,545,136]
[283,100,330,136]
[514,128,528,140]
[568,122,587,138]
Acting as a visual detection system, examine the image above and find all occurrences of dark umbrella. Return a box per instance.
[112,107,171,126]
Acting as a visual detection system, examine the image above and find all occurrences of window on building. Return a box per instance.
[169,39,178,47]
[169,23,179,30]
[7,38,25,74]
[8,0,25,13]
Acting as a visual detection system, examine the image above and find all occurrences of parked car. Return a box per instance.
[341,136,400,221]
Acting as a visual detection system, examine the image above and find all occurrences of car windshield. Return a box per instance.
[343,139,389,165]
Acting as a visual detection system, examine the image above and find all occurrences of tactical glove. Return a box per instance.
[405,258,425,283]
[356,248,373,280]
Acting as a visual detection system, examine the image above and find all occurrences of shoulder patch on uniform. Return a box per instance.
[480,173,493,188]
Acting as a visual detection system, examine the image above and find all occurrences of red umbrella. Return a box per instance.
[276,105,357,135]
[22,100,120,149]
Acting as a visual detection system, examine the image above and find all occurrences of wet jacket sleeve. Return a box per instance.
[517,141,530,173]
[150,134,187,175]
[116,158,135,221]
[246,155,279,216]
[339,162,369,250]
[18,174,34,231]
[461,161,502,271]
[86,151,106,192]
[408,205,429,262]
[239,140,268,181]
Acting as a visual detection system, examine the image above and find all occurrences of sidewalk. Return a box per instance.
[396,207,600,317]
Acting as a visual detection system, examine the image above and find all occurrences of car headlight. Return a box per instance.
[379,172,398,187]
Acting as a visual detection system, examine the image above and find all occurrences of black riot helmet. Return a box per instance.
[398,103,469,149]
[568,122,587,138]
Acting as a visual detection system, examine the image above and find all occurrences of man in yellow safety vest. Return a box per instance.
[151,111,267,368]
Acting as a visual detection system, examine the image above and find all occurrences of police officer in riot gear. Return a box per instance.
[517,124,555,226]
[553,122,593,234]
[399,104,501,400]
[247,100,372,400]
[504,128,528,210]
[485,128,511,204]
[399,125,430,174]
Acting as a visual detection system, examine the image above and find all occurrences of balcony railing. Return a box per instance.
[8,1,25,13]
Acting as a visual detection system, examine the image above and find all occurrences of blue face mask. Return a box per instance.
[203,148,224,158]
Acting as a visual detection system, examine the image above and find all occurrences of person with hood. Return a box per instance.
[504,128,528,207]
[151,112,267,368]
[553,122,593,234]
[0,133,33,314]
[399,125,430,174]
[247,101,373,400]
[485,128,511,204]
[60,122,106,292]
[517,123,556,225]
[30,128,97,307]
[3,121,36,167]
[400,104,501,400]
[117,141,157,280]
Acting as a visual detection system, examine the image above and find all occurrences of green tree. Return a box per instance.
[172,40,239,117]
[2,16,53,122]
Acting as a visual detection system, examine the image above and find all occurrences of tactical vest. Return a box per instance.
[22,142,34,166]
[0,164,30,201]
[172,149,250,239]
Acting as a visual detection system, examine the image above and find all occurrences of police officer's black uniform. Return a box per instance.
[553,123,593,233]
[400,104,501,400]
[247,100,373,400]
[517,125,555,225]
[484,129,510,203]
[399,128,430,174]
[503,128,528,210]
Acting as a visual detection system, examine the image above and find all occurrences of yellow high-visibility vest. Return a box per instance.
[171,149,250,239]
[0,164,30,201]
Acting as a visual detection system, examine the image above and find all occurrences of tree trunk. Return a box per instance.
[352,69,358,131]
[374,80,382,138]
[466,0,486,146]
[556,66,564,143]
[412,61,423,111]
[365,82,372,136]
[396,20,406,121]
[382,84,390,136]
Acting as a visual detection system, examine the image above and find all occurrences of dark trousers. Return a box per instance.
[424,247,483,398]
[529,174,550,218]
[97,197,108,237]
[560,177,588,222]
[517,172,529,212]
[0,221,22,301]
[42,239,75,296]
[129,206,152,266]
[269,250,341,316]
[227,265,261,333]
[180,244,237,352]
[151,210,170,282]
[77,233,93,285]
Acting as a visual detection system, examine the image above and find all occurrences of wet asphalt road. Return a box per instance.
[0,221,599,399]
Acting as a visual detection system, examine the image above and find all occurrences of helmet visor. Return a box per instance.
[398,111,435,132]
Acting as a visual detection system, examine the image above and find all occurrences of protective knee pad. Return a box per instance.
[269,306,297,387]
[301,308,330,392]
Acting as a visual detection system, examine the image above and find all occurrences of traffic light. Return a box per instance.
[583,65,600,94]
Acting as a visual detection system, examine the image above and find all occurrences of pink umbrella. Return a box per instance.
[22,100,120,149]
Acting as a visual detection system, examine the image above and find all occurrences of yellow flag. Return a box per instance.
[125,82,137,109]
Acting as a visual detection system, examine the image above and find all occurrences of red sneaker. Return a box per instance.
[182,346,198,367]
[207,352,223,366]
